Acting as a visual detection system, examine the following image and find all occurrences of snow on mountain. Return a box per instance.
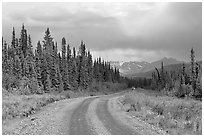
[119,61,124,66]
[137,65,143,68]
[109,57,182,75]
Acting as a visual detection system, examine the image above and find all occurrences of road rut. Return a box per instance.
[69,97,97,135]
[96,98,139,135]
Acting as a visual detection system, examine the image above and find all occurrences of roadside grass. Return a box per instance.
[120,88,202,135]
[2,89,68,124]
[2,83,126,125]
[2,88,96,124]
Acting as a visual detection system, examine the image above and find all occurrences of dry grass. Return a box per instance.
[2,87,112,124]
[121,89,202,135]
[2,89,68,124]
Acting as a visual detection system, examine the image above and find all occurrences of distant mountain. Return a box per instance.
[140,57,182,73]
[129,61,202,78]
[109,61,149,74]
[109,57,182,75]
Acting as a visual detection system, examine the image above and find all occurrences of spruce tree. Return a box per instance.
[35,41,43,87]
[62,37,66,62]
[41,56,51,92]
[60,38,70,90]
[151,72,157,89]
[77,41,89,89]
[43,28,53,53]
[20,24,28,58]
[56,65,64,93]
[73,47,76,58]
[13,56,22,79]
[27,35,34,57]
[181,63,186,84]
[54,42,58,57]
[11,27,16,59]
[190,48,195,78]
[69,53,78,89]
[45,73,52,93]
[87,51,93,85]
[160,62,165,88]
[36,41,43,58]
[194,61,201,98]
[190,48,196,95]
[2,41,9,74]
[155,67,161,90]
[67,44,72,85]
[15,38,21,59]
[42,28,59,90]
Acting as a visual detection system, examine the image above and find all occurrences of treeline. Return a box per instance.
[151,48,202,99]
[2,25,126,94]
[126,77,151,89]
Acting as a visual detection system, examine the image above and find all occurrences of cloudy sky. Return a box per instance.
[2,2,202,62]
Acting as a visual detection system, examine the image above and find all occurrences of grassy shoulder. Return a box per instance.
[2,89,91,125]
[2,82,127,125]
[119,88,202,135]
[2,89,66,124]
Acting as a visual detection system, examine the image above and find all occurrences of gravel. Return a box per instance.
[86,98,111,135]
[2,97,89,135]
[2,91,167,135]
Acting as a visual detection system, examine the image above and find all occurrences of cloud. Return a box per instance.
[2,2,202,62]
[91,48,169,62]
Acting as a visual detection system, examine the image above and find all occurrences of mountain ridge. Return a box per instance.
[109,57,183,75]
[128,61,202,78]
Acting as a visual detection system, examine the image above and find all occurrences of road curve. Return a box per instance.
[68,93,140,135]
[69,97,98,135]
[3,91,143,135]
[96,98,139,135]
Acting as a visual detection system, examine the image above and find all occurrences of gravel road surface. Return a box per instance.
[3,90,162,135]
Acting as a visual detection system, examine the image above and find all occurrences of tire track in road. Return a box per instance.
[69,91,139,135]
[86,98,111,135]
[69,97,97,135]
[96,98,139,135]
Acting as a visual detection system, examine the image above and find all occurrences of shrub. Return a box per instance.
[11,76,43,95]
[130,103,141,111]
[158,116,168,129]
[2,73,19,91]
[59,90,74,98]
[182,84,193,97]
[152,104,165,115]
[121,91,202,134]
[29,77,42,94]
[174,81,185,98]
[89,81,127,93]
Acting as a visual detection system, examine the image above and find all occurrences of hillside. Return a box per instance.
[110,57,182,75]
[128,61,202,78]
[140,57,182,73]
[109,61,149,74]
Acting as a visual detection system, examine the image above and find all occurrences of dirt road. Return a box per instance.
[69,98,96,135]
[2,91,146,135]
[96,98,139,135]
